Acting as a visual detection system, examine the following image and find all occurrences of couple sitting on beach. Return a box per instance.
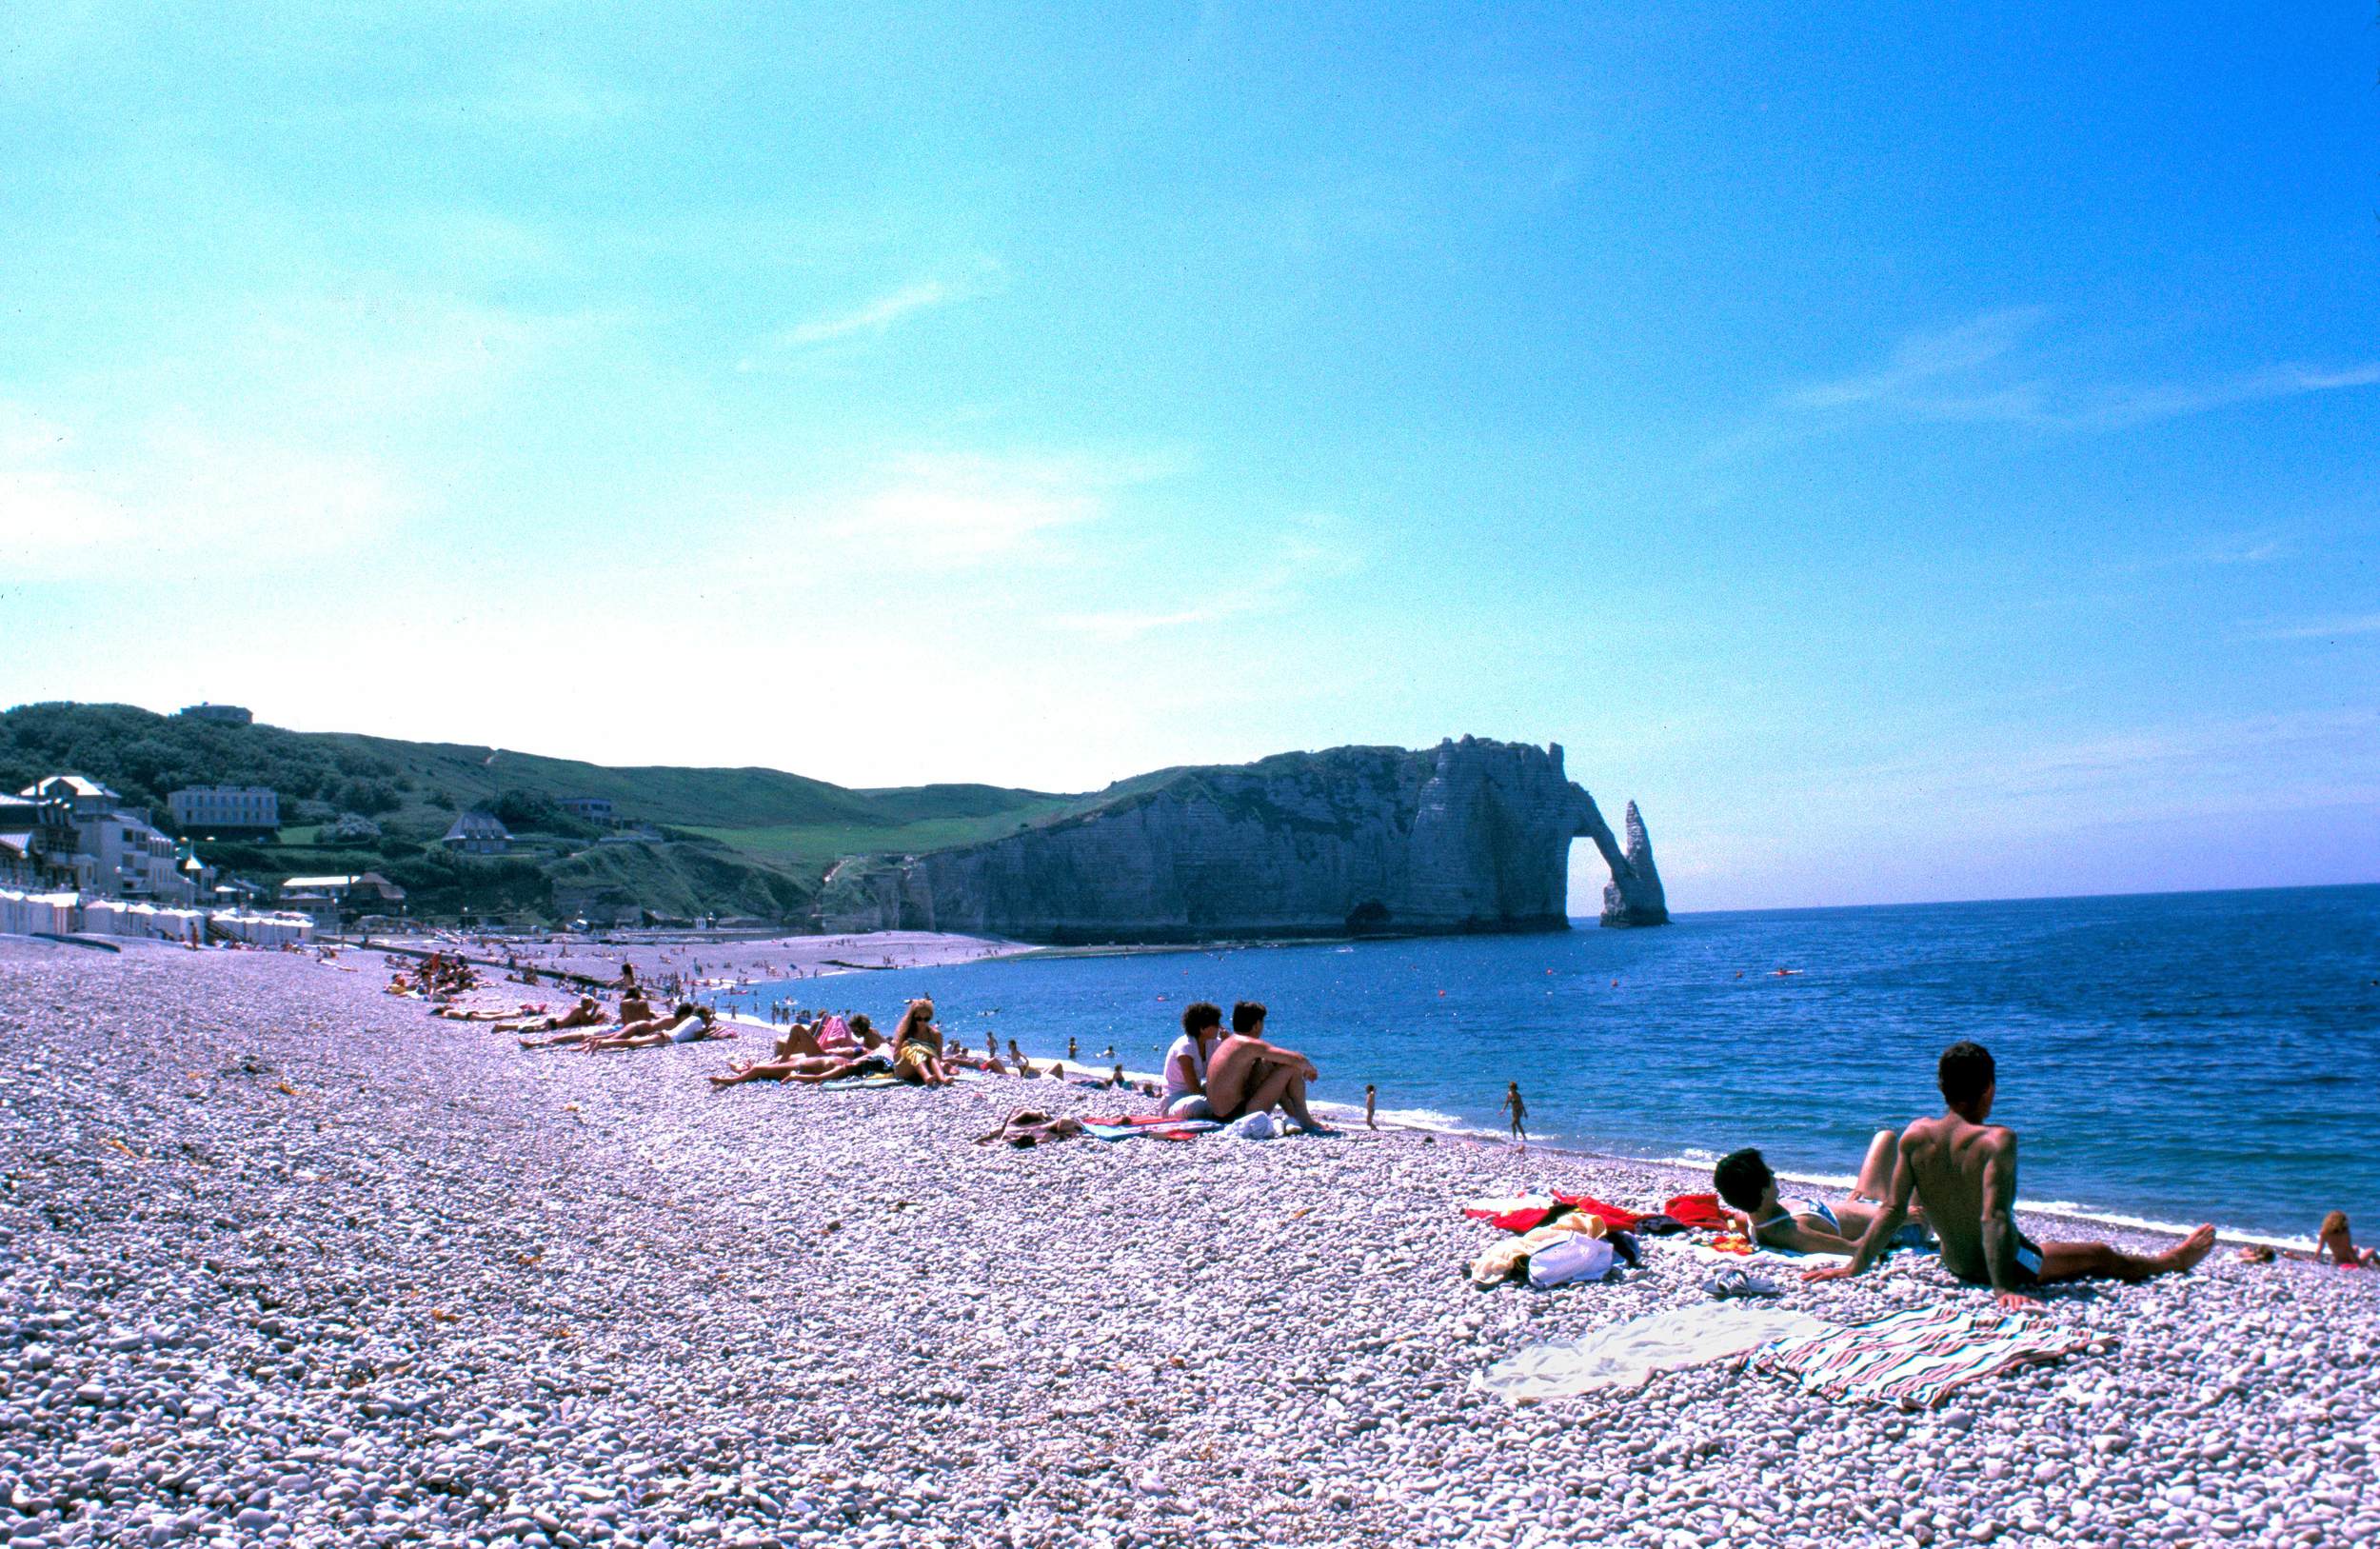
[1160,1001,1329,1133]
[1718,1041,2215,1309]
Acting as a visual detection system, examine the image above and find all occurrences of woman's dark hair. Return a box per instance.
[1182,1002,1223,1036]
[1231,1000,1267,1034]
[1714,1148,1774,1211]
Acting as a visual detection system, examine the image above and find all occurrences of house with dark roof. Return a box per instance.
[441,811,513,855]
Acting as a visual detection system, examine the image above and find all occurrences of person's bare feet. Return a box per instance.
[2162,1224,2218,1273]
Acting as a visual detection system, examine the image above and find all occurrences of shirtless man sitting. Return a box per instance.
[1806,1041,2215,1308]
[1201,1001,1329,1134]
[1715,1135,1931,1255]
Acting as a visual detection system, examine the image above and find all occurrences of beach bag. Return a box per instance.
[1222,1111,1281,1141]
[1527,1233,1615,1289]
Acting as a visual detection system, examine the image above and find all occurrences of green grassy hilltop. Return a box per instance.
[0,703,1081,924]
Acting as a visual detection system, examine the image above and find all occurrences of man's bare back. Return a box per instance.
[1809,1041,2216,1309]
[1895,1111,2008,1286]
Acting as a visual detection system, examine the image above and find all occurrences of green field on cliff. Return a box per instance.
[0,702,1090,922]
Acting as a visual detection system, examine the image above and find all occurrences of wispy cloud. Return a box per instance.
[796,447,1190,568]
[1720,308,2380,456]
[1052,515,1361,638]
[1777,308,2047,414]
[743,262,1004,367]
[2244,613,2380,642]
[785,280,959,347]
[2075,362,2380,431]
[2101,533,2294,576]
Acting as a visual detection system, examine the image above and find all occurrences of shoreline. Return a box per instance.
[4,938,2375,1549]
[699,952,2311,1255]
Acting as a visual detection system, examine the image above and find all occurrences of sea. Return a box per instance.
[712,884,2378,1243]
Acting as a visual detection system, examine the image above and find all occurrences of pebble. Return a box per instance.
[0,940,2372,1549]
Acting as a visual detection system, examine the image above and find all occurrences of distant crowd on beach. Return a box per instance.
[376,947,2378,1302]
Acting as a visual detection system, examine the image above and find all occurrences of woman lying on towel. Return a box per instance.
[526,1001,721,1052]
[708,1045,895,1087]
[498,995,606,1036]
[579,1003,730,1051]
[1715,1136,1928,1255]
[434,1003,536,1023]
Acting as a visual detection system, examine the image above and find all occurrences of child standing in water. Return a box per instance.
[1500,1082,1528,1149]
[1364,1084,1378,1130]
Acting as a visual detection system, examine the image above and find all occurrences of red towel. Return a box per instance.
[1556,1194,1645,1232]
[1665,1193,1728,1231]
[1482,1195,1647,1235]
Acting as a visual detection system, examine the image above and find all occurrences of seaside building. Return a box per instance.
[441,811,512,855]
[177,703,254,725]
[0,793,81,891]
[16,775,202,904]
[177,841,216,903]
[279,872,407,926]
[559,796,615,823]
[169,784,280,835]
[19,774,122,821]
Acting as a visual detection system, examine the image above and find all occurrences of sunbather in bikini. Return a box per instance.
[1713,1133,1922,1254]
[709,1046,892,1086]
[773,1020,824,1060]
[2317,1210,2377,1268]
[888,999,954,1086]
[579,1003,727,1051]
[498,995,605,1036]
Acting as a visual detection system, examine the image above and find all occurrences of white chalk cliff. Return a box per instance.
[820,738,1668,943]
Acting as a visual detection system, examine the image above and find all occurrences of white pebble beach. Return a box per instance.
[1,938,2372,1549]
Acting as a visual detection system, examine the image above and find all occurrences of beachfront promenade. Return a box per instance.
[0,940,2371,1548]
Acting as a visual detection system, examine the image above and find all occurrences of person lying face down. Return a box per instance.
[1714,1136,1916,1256]
[1805,1041,2216,1309]
[1201,1001,1329,1134]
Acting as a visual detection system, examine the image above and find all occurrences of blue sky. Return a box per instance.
[3,3,2373,909]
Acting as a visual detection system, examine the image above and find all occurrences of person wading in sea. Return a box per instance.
[1500,1082,1527,1149]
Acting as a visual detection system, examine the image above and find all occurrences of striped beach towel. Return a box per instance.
[1749,1305,2092,1408]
